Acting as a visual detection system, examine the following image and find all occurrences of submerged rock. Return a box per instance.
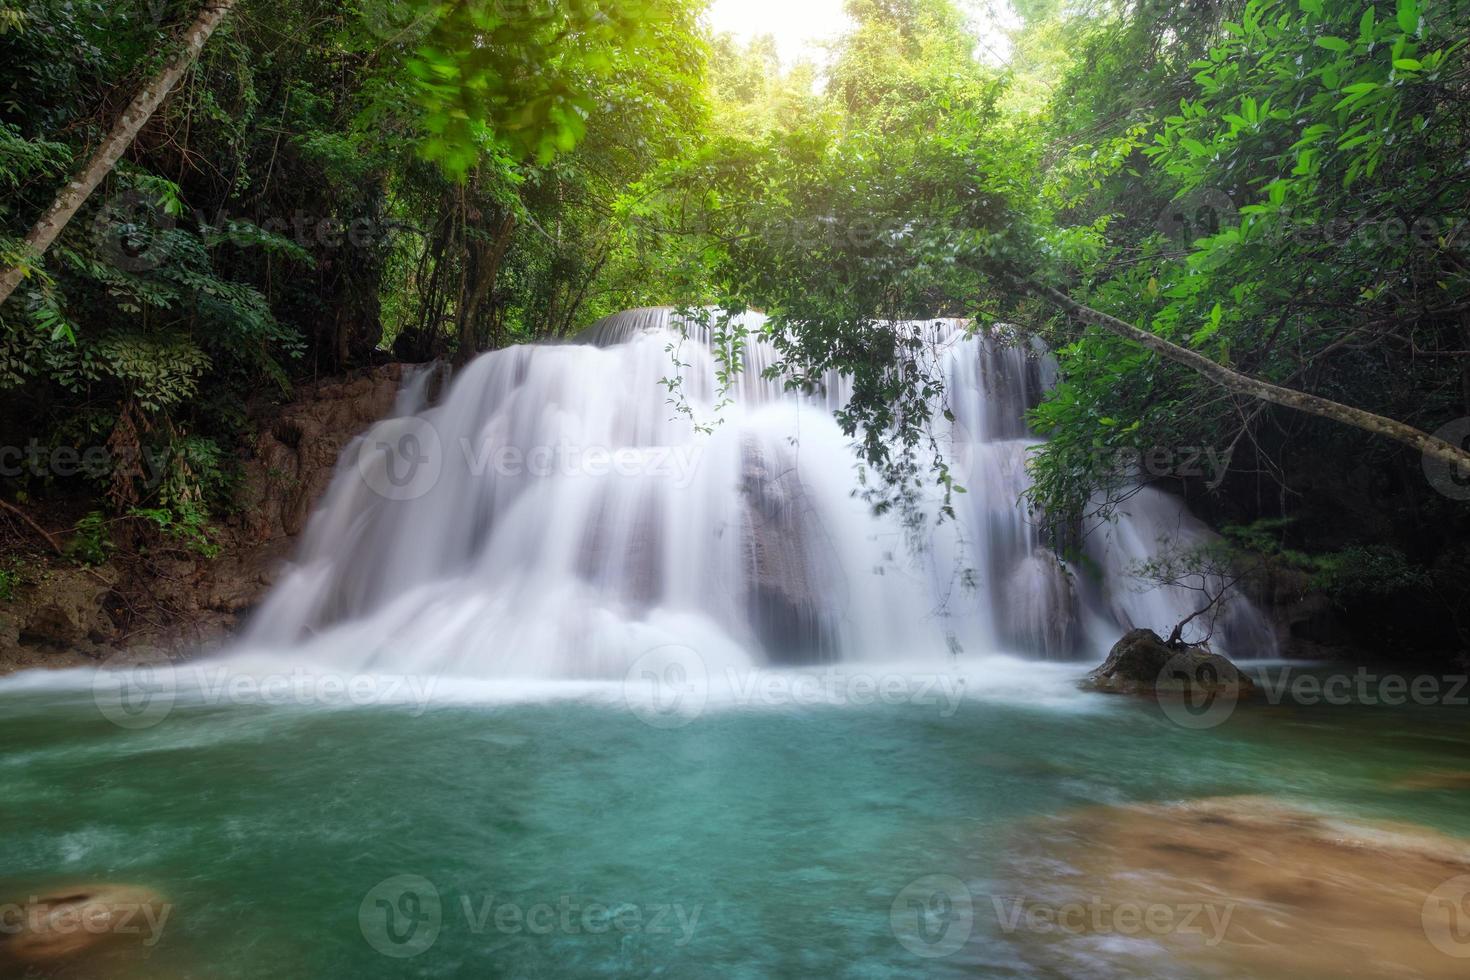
[1393,769,1470,792]
[1082,627,1254,698]
[996,796,1470,979]
[0,884,168,966]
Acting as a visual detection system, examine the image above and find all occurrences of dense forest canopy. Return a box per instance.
[1,0,1468,655]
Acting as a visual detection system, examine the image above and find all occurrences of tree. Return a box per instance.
[668,0,1470,519]
[1011,0,1470,659]
[0,0,706,530]
[0,0,238,309]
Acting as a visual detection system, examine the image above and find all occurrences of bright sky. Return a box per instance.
[706,0,852,64]
[706,0,1016,68]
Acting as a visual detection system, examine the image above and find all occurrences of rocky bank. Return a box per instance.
[0,364,407,675]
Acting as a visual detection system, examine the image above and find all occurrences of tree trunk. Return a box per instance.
[559,243,612,336]
[0,0,238,310]
[456,212,516,362]
[1028,281,1470,472]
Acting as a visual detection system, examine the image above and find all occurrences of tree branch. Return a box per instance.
[0,499,63,555]
[1026,281,1470,472]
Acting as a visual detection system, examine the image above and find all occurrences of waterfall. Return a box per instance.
[237,308,1274,677]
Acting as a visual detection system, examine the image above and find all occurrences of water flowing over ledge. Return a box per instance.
[236,307,1274,678]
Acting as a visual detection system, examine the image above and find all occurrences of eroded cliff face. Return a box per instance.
[0,365,407,674]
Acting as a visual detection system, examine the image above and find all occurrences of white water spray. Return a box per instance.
[237,308,1274,678]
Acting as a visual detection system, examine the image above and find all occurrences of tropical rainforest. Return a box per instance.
[8,5,1470,978]
[1,0,1469,660]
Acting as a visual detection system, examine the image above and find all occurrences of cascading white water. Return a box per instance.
[237,307,1274,677]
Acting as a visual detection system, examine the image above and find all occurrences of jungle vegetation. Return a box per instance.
[2,0,1468,653]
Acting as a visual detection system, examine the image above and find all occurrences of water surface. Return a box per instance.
[2,660,1468,978]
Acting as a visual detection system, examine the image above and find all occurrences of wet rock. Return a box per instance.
[1001,549,1079,659]
[740,440,835,664]
[18,603,84,651]
[0,567,119,670]
[1082,627,1254,698]
[170,365,395,638]
[239,365,405,540]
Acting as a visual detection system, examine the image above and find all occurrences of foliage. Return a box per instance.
[642,0,1028,530]
[635,0,1468,652]
[65,511,112,566]
[1025,0,1470,539]
[2,0,1468,654]
[1310,544,1431,600]
[129,502,220,557]
[0,558,19,600]
[402,0,699,174]
[0,0,704,536]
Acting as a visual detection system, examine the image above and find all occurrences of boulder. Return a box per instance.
[1082,627,1254,697]
[17,603,85,651]
[0,567,118,670]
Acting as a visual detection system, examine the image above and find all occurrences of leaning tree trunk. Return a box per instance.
[1028,281,1470,472]
[0,0,238,310]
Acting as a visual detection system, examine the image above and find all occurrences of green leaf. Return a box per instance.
[1396,0,1419,34]
[1315,36,1350,52]
[1291,123,1333,150]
